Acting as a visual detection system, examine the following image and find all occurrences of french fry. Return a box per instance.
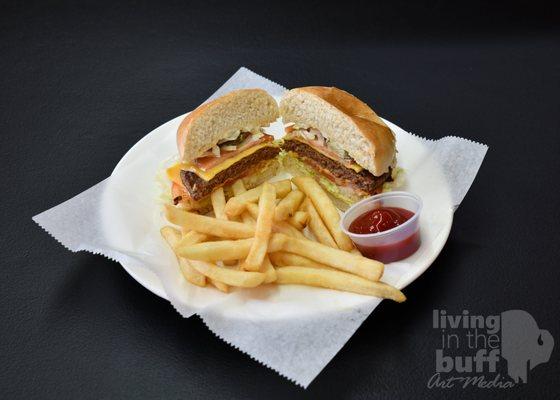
[269,251,335,270]
[160,226,206,287]
[244,202,259,219]
[160,226,182,246]
[232,179,256,225]
[243,182,276,271]
[276,221,307,239]
[350,247,362,255]
[261,256,277,283]
[178,235,287,262]
[277,234,384,281]
[287,211,309,230]
[231,179,247,196]
[292,177,354,251]
[165,205,253,239]
[189,260,265,288]
[303,198,337,248]
[177,239,255,261]
[211,186,235,269]
[225,179,291,217]
[177,230,209,248]
[178,229,226,286]
[246,203,305,239]
[210,279,230,293]
[274,190,305,221]
[275,267,405,302]
[210,187,227,220]
[241,213,256,226]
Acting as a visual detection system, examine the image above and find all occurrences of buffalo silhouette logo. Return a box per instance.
[501,310,554,383]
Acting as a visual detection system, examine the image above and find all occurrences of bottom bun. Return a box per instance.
[176,158,281,214]
[280,153,366,211]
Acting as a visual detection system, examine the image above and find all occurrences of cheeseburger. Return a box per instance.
[166,89,281,213]
[279,87,397,210]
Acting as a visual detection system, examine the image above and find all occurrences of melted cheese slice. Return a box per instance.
[345,162,364,173]
[167,143,275,183]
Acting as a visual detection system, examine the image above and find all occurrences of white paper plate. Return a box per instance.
[106,111,453,303]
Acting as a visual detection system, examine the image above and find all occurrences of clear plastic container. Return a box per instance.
[340,191,423,263]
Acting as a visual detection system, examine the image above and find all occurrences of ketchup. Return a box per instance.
[348,207,420,263]
[349,207,414,234]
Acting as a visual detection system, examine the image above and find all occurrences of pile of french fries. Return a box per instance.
[161,176,405,302]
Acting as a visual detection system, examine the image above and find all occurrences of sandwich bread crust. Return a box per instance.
[279,87,395,176]
[177,89,279,163]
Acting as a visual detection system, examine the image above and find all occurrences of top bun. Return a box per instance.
[177,89,279,162]
[279,87,395,176]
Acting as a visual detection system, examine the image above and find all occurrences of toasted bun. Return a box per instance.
[279,87,395,176]
[177,89,279,163]
[176,158,280,214]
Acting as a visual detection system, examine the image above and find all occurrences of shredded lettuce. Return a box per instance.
[155,154,179,206]
[382,167,405,192]
[279,152,357,205]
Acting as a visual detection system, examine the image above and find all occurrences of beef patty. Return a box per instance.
[181,145,280,201]
[282,139,392,194]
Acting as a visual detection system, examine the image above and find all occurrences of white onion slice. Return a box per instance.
[301,129,317,141]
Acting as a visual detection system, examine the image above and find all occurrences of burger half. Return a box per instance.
[166,89,281,213]
[279,87,397,210]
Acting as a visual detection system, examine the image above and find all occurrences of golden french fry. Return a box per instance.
[274,190,305,221]
[177,238,255,261]
[210,279,230,293]
[178,234,288,263]
[211,186,236,268]
[189,260,265,288]
[269,251,335,270]
[246,203,305,239]
[165,205,253,239]
[241,213,256,226]
[292,177,354,251]
[231,179,247,196]
[268,234,288,252]
[160,226,206,287]
[277,234,384,281]
[177,230,209,248]
[275,267,405,302]
[303,198,337,248]
[160,226,181,246]
[243,183,276,271]
[179,260,207,287]
[261,256,277,283]
[232,180,257,226]
[225,180,291,217]
[277,221,307,239]
[210,187,227,220]
[287,211,309,230]
[244,202,259,219]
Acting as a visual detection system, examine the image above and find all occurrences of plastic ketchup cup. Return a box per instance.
[340,191,423,263]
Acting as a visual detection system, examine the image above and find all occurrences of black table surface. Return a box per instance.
[2,1,559,399]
